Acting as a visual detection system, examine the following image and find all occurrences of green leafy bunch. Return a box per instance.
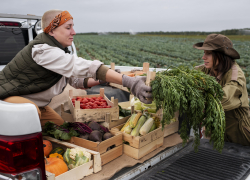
[43,121,79,140]
[151,66,225,152]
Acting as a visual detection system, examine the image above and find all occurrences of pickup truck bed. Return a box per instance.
[111,139,250,180]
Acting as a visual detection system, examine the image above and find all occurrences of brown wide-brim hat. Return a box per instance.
[193,34,240,59]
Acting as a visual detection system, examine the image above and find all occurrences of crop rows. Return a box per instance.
[74,35,250,93]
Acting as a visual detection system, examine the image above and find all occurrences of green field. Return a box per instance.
[74,34,250,93]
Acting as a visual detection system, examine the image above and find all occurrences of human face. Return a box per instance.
[49,19,76,48]
[202,50,214,69]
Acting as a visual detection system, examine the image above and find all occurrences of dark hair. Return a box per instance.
[210,51,235,77]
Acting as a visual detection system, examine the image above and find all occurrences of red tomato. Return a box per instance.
[106,106,111,108]
[100,99,106,102]
[97,96,103,100]
[82,99,88,103]
[80,104,85,109]
[100,102,107,106]
[93,101,99,105]
[76,97,82,101]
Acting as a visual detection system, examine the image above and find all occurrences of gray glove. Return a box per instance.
[122,75,152,104]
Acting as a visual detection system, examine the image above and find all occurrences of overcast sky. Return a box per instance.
[0,0,249,33]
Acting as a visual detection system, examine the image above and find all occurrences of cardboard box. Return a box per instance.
[44,136,102,180]
[68,88,119,122]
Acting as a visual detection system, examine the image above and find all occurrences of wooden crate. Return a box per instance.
[61,103,129,129]
[109,62,150,92]
[118,95,179,138]
[60,106,127,165]
[44,136,102,180]
[68,88,119,122]
[123,136,164,159]
[111,122,163,149]
[110,114,179,159]
[67,131,123,166]
[110,117,164,159]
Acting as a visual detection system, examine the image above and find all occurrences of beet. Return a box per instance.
[88,121,101,131]
[89,130,102,142]
[103,132,113,141]
[79,134,89,140]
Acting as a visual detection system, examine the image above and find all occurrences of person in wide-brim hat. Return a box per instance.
[194,34,250,146]
[193,33,240,59]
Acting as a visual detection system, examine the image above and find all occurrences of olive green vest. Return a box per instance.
[0,33,69,99]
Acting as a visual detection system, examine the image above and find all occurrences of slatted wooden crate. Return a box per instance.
[110,114,164,160]
[68,88,119,122]
[109,62,150,92]
[60,106,125,166]
[44,136,101,180]
[118,96,179,138]
[66,130,123,166]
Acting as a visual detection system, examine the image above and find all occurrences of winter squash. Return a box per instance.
[50,147,65,156]
[43,140,53,157]
[49,153,64,160]
[45,157,68,176]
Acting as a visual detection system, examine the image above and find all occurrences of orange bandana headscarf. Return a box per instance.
[43,11,73,34]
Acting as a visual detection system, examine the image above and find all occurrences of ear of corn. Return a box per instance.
[153,116,160,128]
[130,115,147,136]
[148,122,156,133]
[120,115,134,132]
[139,117,154,135]
[129,112,142,128]
[123,126,132,134]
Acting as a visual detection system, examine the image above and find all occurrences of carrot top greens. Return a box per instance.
[151,66,225,152]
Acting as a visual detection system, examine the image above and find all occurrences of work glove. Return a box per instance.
[122,75,152,104]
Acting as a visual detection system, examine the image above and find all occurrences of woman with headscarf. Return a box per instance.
[0,10,152,127]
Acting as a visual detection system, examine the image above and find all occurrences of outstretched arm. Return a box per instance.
[103,69,152,104]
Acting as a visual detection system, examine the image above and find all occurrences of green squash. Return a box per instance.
[50,147,65,156]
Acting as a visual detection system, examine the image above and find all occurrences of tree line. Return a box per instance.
[77,28,250,36]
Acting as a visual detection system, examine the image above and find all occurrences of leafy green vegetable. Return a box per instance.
[141,101,157,113]
[151,66,225,152]
[43,121,83,140]
[130,97,142,111]
[118,105,131,117]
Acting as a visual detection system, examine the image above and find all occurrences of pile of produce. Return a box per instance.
[118,105,131,118]
[43,140,91,176]
[150,66,225,152]
[120,111,163,136]
[43,121,113,142]
[71,96,112,109]
[63,147,91,170]
[130,97,157,113]
[127,71,145,77]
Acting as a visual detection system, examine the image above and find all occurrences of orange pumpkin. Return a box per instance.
[43,140,53,157]
[45,157,68,176]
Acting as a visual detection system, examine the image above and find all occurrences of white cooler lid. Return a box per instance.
[0,100,41,136]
